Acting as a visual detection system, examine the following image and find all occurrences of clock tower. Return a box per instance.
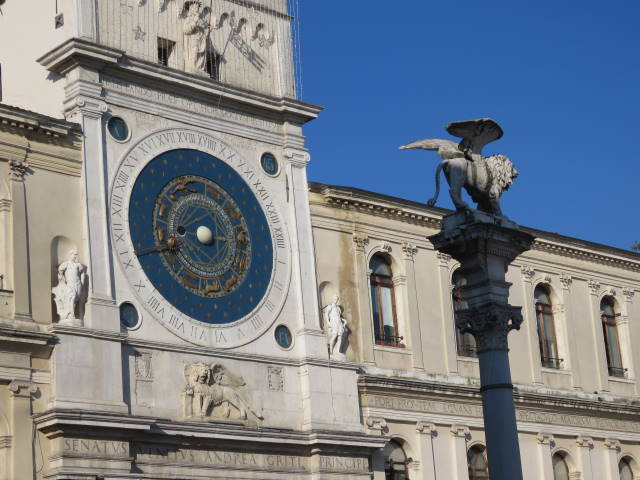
[0,1,384,478]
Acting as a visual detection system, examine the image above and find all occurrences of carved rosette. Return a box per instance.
[455,303,523,352]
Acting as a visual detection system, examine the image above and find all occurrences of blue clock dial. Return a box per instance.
[128,149,273,325]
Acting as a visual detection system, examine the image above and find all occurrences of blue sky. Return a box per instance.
[298,1,639,251]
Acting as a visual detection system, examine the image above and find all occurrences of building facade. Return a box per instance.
[0,1,638,479]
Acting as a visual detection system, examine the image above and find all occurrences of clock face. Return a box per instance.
[110,130,289,348]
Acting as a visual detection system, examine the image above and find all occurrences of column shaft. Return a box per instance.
[450,424,470,480]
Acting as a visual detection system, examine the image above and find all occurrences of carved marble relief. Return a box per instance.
[181,362,263,423]
[267,366,284,391]
[51,249,88,326]
[181,1,213,76]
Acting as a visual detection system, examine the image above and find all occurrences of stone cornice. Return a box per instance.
[38,38,322,125]
[358,374,640,420]
[34,409,386,450]
[0,104,80,140]
[309,182,640,274]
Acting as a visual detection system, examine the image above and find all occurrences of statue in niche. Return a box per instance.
[51,249,87,325]
[322,295,349,358]
[400,119,517,216]
[182,362,263,422]
[181,1,213,76]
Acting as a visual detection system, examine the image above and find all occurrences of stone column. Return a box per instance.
[416,422,437,479]
[537,432,554,479]
[8,380,37,480]
[604,438,621,480]
[430,213,534,480]
[8,158,32,321]
[353,233,375,364]
[450,424,470,480]
[576,435,594,480]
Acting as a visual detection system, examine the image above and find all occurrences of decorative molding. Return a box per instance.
[392,275,407,287]
[576,435,594,448]
[322,188,442,229]
[284,149,309,167]
[380,242,392,254]
[544,274,553,284]
[416,421,436,436]
[588,280,601,296]
[8,158,30,182]
[532,239,640,273]
[559,274,573,290]
[352,233,370,253]
[401,242,418,261]
[450,424,470,438]
[267,366,284,391]
[603,438,621,451]
[521,265,535,281]
[536,432,554,445]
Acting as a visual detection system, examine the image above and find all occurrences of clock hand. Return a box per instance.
[135,237,180,257]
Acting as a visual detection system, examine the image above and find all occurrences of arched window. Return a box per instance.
[620,457,634,480]
[383,440,410,480]
[552,452,570,480]
[601,296,625,378]
[453,270,476,357]
[467,445,489,479]
[534,285,561,369]
[370,254,403,347]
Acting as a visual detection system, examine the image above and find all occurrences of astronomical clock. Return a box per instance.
[109,129,290,348]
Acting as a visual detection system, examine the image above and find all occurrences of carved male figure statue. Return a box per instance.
[51,248,87,325]
[181,1,212,76]
[322,295,348,357]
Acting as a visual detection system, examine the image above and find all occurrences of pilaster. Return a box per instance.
[353,233,374,364]
[284,149,325,357]
[536,432,554,479]
[435,251,458,374]
[8,158,32,321]
[559,274,582,389]
[520,264,542,384]
[75,0,97,41]
[603,438,621,480]
[66,96,118,331]
[401,242,424,371]
[587,280,609,391]
[416,421,437,479]
[450,424,470,480]
[576,435,594,480]
[8,380,38,480]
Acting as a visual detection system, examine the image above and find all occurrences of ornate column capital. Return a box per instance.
[604,438,621,451]
[352,233,369,253]
[622,288,635,303]
[536,432,554,445]
[8,380,38,398]
[588,280,601,296]
[8,158,30,182]
[284,149,309,167]
[450,424,470,438]
[576,435,594,448]
[456,303,523,352]
[401,242,418,261]
[365,417,387,434]
[560,274,573,290]
[521,265,535,282]
[72,96,108,119]
[416,421,436,436]
[436,252,451,268]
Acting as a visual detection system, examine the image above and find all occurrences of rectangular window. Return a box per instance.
[157,37,175,67]
[603,318,624,377]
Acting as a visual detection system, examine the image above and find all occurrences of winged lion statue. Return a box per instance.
[400,118,517,216]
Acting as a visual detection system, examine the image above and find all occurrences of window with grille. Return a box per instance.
[370,254,403,347]
[452,270,476,357]
[157,37,176,67]
[383,440,410,480]
[534,285,561,369]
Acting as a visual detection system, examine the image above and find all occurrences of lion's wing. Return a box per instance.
[399,138,458,151]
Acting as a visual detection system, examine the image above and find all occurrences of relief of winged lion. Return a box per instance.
[400,118,517,216]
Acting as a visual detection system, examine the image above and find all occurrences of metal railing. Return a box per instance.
[608,366,628,378]
[541,356,564,369]
[375,334,405,348]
